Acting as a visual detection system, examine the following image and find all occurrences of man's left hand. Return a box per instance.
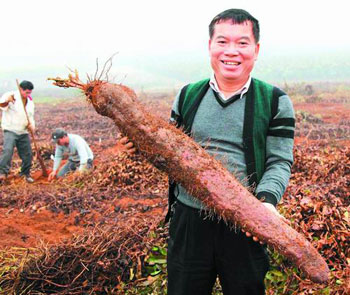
[115,136,136,154]
[241,203,290,244]
[27,123,35,133]
[78,165,88,174]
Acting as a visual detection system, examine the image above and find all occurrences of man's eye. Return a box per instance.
[239,41,250,46]
[218,40,226,44]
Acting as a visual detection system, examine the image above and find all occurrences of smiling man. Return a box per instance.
[167,9,295,295]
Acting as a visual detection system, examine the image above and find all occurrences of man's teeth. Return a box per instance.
[223,61,239,65]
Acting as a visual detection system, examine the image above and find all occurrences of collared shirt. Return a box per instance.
[0,90,35,135]
[209,73,251,101]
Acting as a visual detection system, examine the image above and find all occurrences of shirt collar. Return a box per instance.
[209,74,251,100]
[15,90,33,104]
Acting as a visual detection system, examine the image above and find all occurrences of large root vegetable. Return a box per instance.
[48,73,329,284]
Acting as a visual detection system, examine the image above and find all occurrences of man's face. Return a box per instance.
[209,20,260,86]
[57,136,68,146]
[20,88,32,99]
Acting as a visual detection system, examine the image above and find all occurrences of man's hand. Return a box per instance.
[27,123,35,133]
[0,94,15,107]
[241,203,290,244]
[115,136,136,154]
[48,171,57,181]
[7,94,15,104]
[78,164,88,174]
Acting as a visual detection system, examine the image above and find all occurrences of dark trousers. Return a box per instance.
[0,130,32,176]
[57,159,93,177]
[167,201,269,295]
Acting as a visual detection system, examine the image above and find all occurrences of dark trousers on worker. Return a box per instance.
[57,159,94,177]
[167,201,269,295]
[0,130,32,176]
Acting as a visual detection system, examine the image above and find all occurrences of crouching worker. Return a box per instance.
[48,129,94,181]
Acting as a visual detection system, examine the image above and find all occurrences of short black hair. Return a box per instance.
[209,9,260,43]
[19,80,34,90]
[52,128,68,142]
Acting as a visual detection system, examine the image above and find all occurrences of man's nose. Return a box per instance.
[224,43,239,55]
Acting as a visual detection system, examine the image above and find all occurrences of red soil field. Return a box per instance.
[0,97,168,250]
[0,96,348,250]
[0,93,348,294]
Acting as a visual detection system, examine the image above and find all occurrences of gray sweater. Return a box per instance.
[171,87,294,210]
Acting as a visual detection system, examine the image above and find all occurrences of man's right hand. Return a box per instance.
[241,203,291,244]
[27,123,35,134]
[7,94,15,104]
[0,94,16,107]
[48,171,57,181]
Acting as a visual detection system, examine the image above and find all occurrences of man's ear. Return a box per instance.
[254,43,260,61]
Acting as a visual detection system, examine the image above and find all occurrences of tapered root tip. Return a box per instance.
[311,269,330,284]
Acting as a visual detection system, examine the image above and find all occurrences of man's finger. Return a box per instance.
[128,148,137,154]
[245,232,252,237]
[119,136,129,144]
[243,230,264,244]
[125,142,134,148]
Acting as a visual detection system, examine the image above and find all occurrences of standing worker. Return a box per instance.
[167,9,295,295]
[0,80,35,183]
[48,129,94,181]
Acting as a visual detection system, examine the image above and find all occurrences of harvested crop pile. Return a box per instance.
[0,214,166,295]
[47,73,330,283]
[82,149,167,194]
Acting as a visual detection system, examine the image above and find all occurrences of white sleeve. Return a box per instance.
[0,92,12,111]
[28,102,35,128]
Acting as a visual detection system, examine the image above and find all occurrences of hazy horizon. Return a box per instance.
[1,49,349,95]
[1,0,349,95]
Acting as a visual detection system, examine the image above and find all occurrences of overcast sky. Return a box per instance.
[1,0,349,88]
